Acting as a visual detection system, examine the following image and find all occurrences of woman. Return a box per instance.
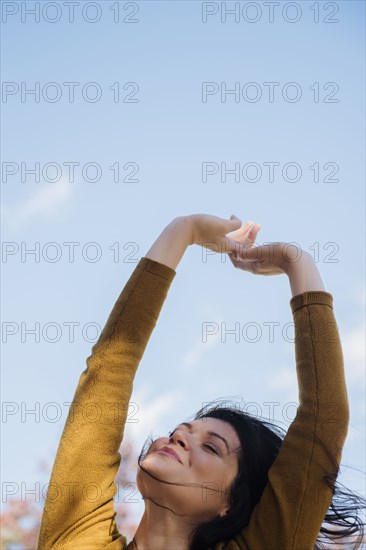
[36,214,364,549]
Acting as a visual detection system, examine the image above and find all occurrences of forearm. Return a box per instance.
[286,251,326,297]
[144,216,192,271]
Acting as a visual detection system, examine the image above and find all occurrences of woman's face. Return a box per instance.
[136,417,241,522]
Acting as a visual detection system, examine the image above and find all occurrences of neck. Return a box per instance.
[133,505,195,550]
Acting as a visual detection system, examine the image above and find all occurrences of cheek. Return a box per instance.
[192,453,236,482]
[189,451,224,480]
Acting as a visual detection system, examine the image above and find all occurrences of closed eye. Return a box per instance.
[203,444,218,455]
[169,429,221,456]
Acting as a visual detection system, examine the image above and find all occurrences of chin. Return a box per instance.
[139,453,171,475]
[136,456,181,494]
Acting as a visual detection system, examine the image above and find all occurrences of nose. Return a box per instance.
[169,429,190,450]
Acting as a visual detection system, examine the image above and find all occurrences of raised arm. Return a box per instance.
[229,246,350,549]
[36,218,191,550]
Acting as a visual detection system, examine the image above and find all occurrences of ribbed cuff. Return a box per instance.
[290,291,333,313]
[138,256,177,281]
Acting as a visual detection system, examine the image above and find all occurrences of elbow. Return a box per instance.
[319,398,350,450]
[338,390,351,437]
[339,402,350,440]
[331,402,350,448]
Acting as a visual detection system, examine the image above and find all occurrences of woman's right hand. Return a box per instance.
[226,217,325,293]
[229,231,307,276]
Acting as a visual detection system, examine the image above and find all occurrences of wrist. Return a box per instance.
[284,249,313,275]
[174,215,195,247]
[144,216,192,271]
[286,251,326,296]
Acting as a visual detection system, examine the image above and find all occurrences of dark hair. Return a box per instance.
[136,398,365,550]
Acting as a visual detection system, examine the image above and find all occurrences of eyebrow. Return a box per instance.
[174,422,230,454]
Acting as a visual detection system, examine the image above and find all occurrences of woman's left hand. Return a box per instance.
[187,213,261,255]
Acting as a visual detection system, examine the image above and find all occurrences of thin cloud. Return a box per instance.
[123,385,186,443]
[181,325,222,371]
[182,335,220,371]
[2,178,72,229]
[267,366,297,393]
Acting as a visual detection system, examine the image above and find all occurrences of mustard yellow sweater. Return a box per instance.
[36,256,349,550]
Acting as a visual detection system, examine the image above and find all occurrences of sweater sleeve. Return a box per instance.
[36,257,176,550]
[224,291,350,550]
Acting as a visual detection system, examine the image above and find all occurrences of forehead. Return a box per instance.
[177,418,240,448]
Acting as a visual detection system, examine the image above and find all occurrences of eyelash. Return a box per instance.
[168,431,219,455]
[203,444,219,454]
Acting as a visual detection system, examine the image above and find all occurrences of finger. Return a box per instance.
[230,254,257,272]
[227,220,256,239]
[243,221,260,238]
[237,226,261,249]
[246,222,260,236]
[240,220,256,233]
[237,243,263,260]
[226,216,242,234]
[229,245,255,262]
[229,252,244,267]
[223,236,245,254]
[245,225,261,243]
[229,214,242,225]
[249,223,261,236]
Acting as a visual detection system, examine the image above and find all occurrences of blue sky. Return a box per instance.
[1,0,365,524]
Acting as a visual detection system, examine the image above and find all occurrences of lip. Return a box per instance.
[157,446,183,464]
